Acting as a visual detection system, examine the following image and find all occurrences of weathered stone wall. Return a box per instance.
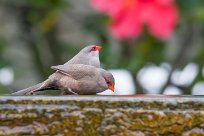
[0,96,204,135]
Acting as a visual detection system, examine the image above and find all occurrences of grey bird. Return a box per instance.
[52,45,102,73]
[12,64,115,95]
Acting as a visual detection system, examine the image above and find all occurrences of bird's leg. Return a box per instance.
[68,88,79,95]
[62,88,79,95]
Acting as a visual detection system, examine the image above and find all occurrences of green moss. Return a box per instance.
[0,96,204,135]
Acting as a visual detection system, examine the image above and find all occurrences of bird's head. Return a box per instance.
[81,45,102,56]
[88,45,102,52]
[102,71,115,92]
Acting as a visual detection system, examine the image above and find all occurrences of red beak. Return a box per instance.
[95,46,102,51]
[108,83,115,92]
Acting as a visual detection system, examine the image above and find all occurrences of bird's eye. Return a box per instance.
[89,46,96,52]
[107,81,110,84]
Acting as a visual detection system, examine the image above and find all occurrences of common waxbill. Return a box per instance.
[52,45,102,72]
[12,64,115,95]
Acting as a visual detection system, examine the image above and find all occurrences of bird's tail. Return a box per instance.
[12,81,51,95]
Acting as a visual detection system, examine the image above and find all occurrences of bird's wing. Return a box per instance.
[51,64,98,80]
[55,72,100,95]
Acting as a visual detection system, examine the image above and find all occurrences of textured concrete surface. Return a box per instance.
[0,95,204,135]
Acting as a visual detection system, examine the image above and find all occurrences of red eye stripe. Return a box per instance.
[89,45,102,52]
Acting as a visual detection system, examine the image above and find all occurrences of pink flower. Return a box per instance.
[90,0,178,39]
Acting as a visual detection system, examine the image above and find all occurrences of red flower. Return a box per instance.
[90,0,178,39]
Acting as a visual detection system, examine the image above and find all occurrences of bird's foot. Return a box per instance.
[63,88,79,95]
[25,91,35,95]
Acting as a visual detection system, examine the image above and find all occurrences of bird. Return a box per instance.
[52,45,102,73]
[12,64,115,95]
[12,45,111,95]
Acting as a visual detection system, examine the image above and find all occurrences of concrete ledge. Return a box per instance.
[0,95,204,135]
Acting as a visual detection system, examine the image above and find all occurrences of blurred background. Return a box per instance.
[0,0,204,95]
